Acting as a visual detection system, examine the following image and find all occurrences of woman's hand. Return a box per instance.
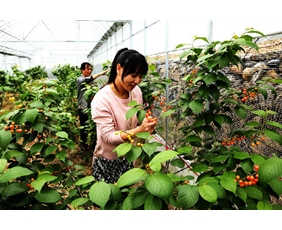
[139,117,157,134]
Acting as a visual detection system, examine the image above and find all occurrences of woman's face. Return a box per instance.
[122,73,143,92]
[116,64,143,92]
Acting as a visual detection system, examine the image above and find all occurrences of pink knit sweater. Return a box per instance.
[91,84,143,160]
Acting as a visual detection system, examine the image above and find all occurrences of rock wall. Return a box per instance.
[147,38,282,157]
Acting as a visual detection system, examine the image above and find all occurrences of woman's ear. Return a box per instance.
[116,64,123,76]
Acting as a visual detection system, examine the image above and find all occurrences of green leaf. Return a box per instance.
[214,114,225,126]
[244,186,263,200]
[25,108,38,123]
[35,188,61,203]
[114,143,132,158]
[89,182,111,208]
[126,145,142,163]
[0,166,34,183]
[233,152,250,160]
[269,178,282,196]
[71,198,89,208]
[145,172,173,200]
[245,121,260,127]
[31,177,46,193]
[123,190,148,210]
[266,121,282,129]
[2,182,27,197]
[259,157,282,184]
[142,142,158,157]
[191,163,208,173]
[126,107,139,120]
[144,194,162,210]
[257,201,273,210]
[198,184,217,203]
[45,146,57,156]
[149,150,179,171]
[56,131,69,139]
[75,176,95,186]
[189,100,204,114]
[0,159,7,173]
[33,121,44,133]
[137,109,146,124]
[264,129,282,144]
[30,101,44,108]
[236,187,247,203]
[0,129,12,151]
[251,110,267,117]
[136,132,151,139]
[30,143,44,155]
[219,177,237,194]
[177,185,199,209]
[234,106,247,119]
[117,168,146,188]
[176,146,193,154]
[4,150,24,160]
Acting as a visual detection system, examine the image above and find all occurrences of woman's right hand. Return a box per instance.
[139,117,157,134]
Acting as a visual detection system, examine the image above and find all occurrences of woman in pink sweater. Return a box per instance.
[91,48,157,183]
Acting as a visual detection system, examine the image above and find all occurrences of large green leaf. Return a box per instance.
[123,190,148,210]
[234,106,247,119]
[117,168,146,188]
[269,178,282,196]
[125,107,139,120]
[259,157,282,184]
[236,187,247,203]
[149,150,179,172]
[244,186,263,200]
[177,184,199,209]
[0,159,7,173]
[31,177,47,193]
[0,129,12,151]
[142,142,159,157]
[144,194,162,210]
[189,100,204,114]
[2,182,27,197]
[145,172,173,200]
[35,188,61,203]
[114,143,132,158]
[75,176,95,186]
[4,150,24,160]
[56,131,69,139]
[25,108,38,123]
[264,129,282,144]
[0,166,34,183]
[219,177,237,194]
[126,145,142,163]
[89,182,111,208]
[233,152,250,160]
[30,143,44,155]
[198,184,217,203]
[71,198,89,209]
[257,201,273,210]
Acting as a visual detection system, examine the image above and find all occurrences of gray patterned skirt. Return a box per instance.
[92,157,133,184]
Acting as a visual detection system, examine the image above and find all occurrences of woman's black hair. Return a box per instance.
[107,48,148,91]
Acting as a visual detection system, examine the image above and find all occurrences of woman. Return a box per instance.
[91,48,157,183]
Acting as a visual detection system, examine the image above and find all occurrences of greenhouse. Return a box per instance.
[0,20,282,212]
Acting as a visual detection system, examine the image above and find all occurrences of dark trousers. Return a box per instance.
[78,109,89,149]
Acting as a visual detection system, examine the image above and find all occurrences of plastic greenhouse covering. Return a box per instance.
[1,19,282,74]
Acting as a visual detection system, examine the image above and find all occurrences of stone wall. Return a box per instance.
[147,39,282,157]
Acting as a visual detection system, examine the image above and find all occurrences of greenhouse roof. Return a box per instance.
[0,20,127,59]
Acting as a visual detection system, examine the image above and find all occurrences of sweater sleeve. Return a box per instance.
[91,89,125,145]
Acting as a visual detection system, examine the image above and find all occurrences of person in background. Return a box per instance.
[76,62,107,153]
[91,48,157,183]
